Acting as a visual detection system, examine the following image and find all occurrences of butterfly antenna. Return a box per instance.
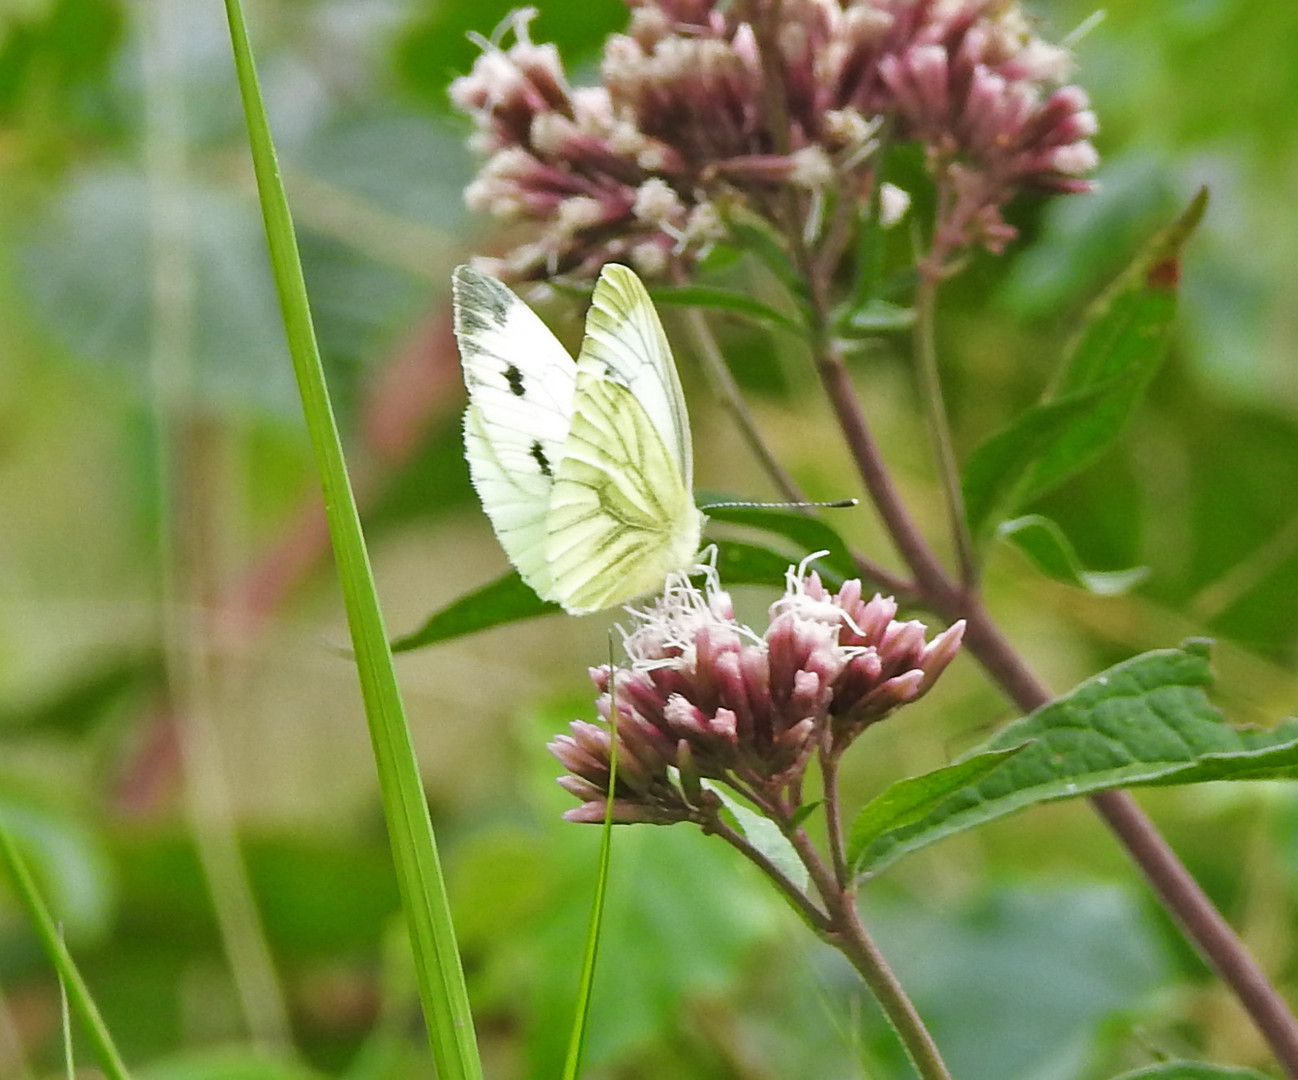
[697,497,859,511]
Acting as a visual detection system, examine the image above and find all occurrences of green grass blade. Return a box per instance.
[562,661,622,1080]
[0,824,130,1080]
[220,3,481,1077]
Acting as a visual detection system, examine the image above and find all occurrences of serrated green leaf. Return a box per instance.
[961,189,1207,542]
[392,573,559,652]
[647,284,805,334]
[705,503,859,582]
[999,515,1150,596]
[1108,1064,1272,1080]
[846,746,1027,869]
[853,640,1298,875]
[705,782,808,892]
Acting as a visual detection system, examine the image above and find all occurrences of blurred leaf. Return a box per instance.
[647,284,804,334]
[141,1051,329,1080]
[837,297,916,335]
[999,153,1179,320]
[962,387,1109,541]
[998,515,1150,596]
[395,2,625,111]
[853,640,1298,874]
[846,746,1027,869]
[515,824,782,1075]
[0,0,124,131]
[706,782,808,892]
[0,788,114,938]
[704,504,858,582]
[724,215,810,308]
[21,166,296,411]
[1109,1065,1272,1080]
[714,538,848,590]
[0,655,159,737]
[865,885,1167,1080]
[962,189,1207,541]
[0,822,129,1080]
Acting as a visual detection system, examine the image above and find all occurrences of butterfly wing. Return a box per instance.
[452,265,577,598]
[545,265,702,613]
[573,264,694,491]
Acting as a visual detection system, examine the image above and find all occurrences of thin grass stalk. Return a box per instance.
[220,3,481,1076]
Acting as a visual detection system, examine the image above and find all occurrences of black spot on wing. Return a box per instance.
[505,364,526,396]
[530,441,553,478]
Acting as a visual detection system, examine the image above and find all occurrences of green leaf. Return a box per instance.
[704,504,859,582]
[852,640,1298,875]
[998,515,1150,596]
[962,387,1109,541]
[724,215,810,306]
[392,573,560,652]
[647,284,805,334]
[837,297,916,335]
[846,746,1027,869]
[393,534,829,652]
[961,189,1208,541]
[140,1051,329,1080]
[1108,1065,1272,1080]
[705,782,808,892]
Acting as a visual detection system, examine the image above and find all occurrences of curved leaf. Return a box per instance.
[704,504,859,582]
[394,535,835,651]
[962,189,1208,542]
[853,640,1298,875]
[393,572,560,652]
[647,284,804,334]
[1108,1065,1271,1080]
[999,515,1149,596]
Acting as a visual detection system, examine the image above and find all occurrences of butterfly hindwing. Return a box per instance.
[546,267,702,614]
[452,266,577,598]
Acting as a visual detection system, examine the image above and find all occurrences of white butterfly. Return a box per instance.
[452,262,704,614]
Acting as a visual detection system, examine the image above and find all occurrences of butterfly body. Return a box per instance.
[452,263,702,614]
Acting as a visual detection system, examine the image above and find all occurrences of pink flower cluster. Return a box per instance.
[549,566,964,824]
[451,0,1097,280]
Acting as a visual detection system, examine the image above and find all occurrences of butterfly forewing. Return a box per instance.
[577,264,694,491]
[452,266,578,598]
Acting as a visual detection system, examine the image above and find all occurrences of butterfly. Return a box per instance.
[451,262,704,614]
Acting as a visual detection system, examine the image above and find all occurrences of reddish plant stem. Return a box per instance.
[813,326,1298,1076]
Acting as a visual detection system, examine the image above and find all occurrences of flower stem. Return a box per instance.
[812,326,1298,1078]
[914,266,977,587]
[786,826,953,1080]
[709,817,832,934]
[820,750,850,888]
[830,898,954,1080]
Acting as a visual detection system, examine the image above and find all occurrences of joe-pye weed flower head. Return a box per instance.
[549,559,964,825]
[452,0,1097,280]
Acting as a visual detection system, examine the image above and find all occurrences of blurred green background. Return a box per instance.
[1,1,1297,1078]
